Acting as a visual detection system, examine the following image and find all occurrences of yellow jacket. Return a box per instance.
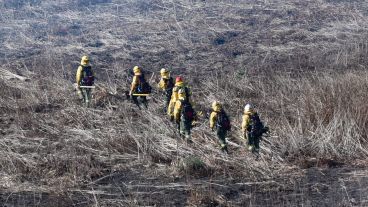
[158,78,166,90]
[130,75,140,93]
[241,110,254,132]
[76,61,93,86]
[173,98,184,122]
[158,77,173,91]
[210,104,222,129]
[167,82,185,116]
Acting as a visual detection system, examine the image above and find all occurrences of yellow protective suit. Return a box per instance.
[167,81,185,116]
[241,109,254,133]
[173,98,183,122]
[76,56,93,86]
[158,77,170,90]
[130,75,140,93]
[174,89,188,121]
[158,71,171,90]
[173,91,193,141]
[130,66,143,93]
[210,102,222,129]
[75,56,94,106]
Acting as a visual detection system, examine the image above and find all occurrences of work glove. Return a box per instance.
[74,83,80,89]
[169,115,174,122]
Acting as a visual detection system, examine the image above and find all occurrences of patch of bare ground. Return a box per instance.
[1,166,368,206]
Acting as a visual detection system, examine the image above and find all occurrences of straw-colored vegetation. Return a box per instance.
[1,0,368,206]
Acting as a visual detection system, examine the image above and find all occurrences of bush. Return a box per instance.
[178,156,213,177]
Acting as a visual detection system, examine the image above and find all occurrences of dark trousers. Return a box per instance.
[80,88,92,107]
[179,119,192,140]
[248,133,260,150]
[132,95,148,109]
[161,93,171,112]
[217,128,228,152]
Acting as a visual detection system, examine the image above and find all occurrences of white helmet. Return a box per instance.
[160,68,168,74]
[244,103,252,112]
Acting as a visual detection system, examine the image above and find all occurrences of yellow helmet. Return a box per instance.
[212,101,222,111]
[160,68,169,78]
[133,66,141,75]
[81,55,89,64]
[160,68,168,74]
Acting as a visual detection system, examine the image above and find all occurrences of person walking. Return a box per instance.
[174,88,195,142]
[129,66,151,109]
[76,55,95,107]
[210,101,231,153]
[168,76,190,120]
[241,104,268,153]
[157,68,174,112]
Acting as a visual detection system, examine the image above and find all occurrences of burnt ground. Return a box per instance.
[1,166,368,206]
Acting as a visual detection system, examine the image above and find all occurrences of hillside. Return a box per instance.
[1,0,368,206]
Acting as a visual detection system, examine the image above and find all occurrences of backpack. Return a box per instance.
[137,74,152,94]
[247,112,264,137]
[180,100,195,122]
[216,110,231,131]
[80,66,94,86]
[164,77,174,98]
[177,86,190,100]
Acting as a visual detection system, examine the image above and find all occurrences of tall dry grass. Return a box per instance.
[3,67,368,205]
[1,0,368,205]
[2,67,368,183]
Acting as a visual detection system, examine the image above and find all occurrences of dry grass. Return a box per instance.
[1,0,368,206]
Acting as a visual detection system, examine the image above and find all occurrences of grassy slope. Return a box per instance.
[1,0,368,206]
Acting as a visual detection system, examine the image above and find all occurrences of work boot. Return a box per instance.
[134,103,142,110]
[143,102,148,109]
[221,145,228,154]
[178,130,184,139]
[253,147,259,154]
[77,90,83,100]
[185,135,192,143]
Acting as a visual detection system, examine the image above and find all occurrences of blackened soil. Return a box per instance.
[1,167,367,207]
